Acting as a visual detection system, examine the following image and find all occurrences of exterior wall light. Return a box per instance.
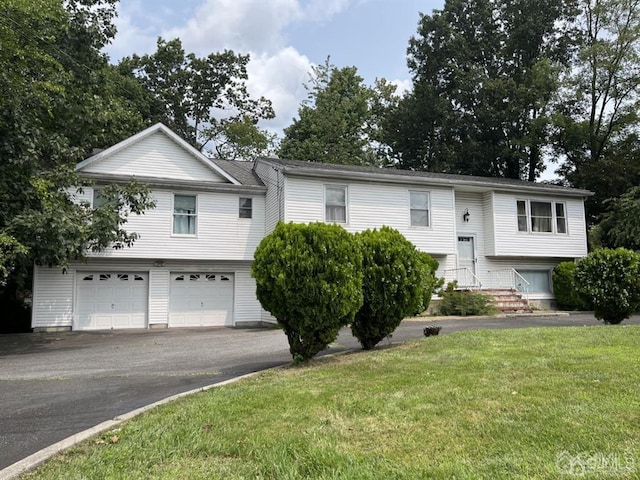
[463,209,470,222]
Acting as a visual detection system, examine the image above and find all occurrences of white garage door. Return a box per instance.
[76,272,148,330]
[169,273,234,327]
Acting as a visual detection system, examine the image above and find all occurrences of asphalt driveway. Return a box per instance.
[1,312,637,470]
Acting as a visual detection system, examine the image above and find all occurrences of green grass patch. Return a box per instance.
[23,326,640,479]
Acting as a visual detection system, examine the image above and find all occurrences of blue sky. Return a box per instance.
[107,0,444,133]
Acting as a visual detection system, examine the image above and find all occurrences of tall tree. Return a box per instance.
[120,38,276,160]
[279,59,395,166]
[555,0,640,222]
[0,0,154,306]
[389,0,575,180]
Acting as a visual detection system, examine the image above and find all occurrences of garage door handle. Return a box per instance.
[112,303,115,310]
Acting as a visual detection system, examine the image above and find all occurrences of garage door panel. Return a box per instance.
[169,273,234,327]
[76,272,148,330]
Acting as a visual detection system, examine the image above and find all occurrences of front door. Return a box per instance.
[457,236,477,287]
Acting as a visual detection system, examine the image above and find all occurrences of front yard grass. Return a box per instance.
[23,326,640,479]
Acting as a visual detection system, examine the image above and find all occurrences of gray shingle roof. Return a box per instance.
[257,157,593,197]
[212,159,265,187]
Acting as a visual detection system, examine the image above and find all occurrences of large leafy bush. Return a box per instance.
[438,282,497,316]
[251,222,363,362]
[351,227,436,349]
[552,262,590,310]
[575,248,640,324]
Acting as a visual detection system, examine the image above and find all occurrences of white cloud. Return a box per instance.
[301,0,352,21]
[165,0,301,54]
[105,0,360,136]
[389,78,412,96]
[248,48,313,132]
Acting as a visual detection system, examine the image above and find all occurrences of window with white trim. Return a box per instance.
[239,197,252,219]
[516,270,552,293]
[325,186,347,223]
[517,200,567,234]
[410,191,430,227]
[93,188,108,208]
[173,194,197,235]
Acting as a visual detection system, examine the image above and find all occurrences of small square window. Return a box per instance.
[239,197,252,219]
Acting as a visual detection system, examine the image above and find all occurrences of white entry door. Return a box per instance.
[457,236,477,287]
[169,273,234,327]
[76,272,148,330]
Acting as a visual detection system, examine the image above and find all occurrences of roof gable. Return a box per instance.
[77,123,240,185]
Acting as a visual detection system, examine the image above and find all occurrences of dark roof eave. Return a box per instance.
[274,164,594,198]
[79,172,267,195]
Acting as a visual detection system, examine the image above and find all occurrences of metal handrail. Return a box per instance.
[487,268,530,302]
[443,267,483,290]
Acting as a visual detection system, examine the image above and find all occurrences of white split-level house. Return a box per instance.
[32,123,593,331]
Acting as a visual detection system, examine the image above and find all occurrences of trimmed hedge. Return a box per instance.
[575,248,640,324]
[251,222,363,362]
[351,227,437,350]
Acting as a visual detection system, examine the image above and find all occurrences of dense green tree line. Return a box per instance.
[280,0,640,249]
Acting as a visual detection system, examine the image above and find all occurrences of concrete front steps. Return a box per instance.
[482,288,532,313]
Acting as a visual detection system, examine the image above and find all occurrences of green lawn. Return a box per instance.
[23,326,640,479]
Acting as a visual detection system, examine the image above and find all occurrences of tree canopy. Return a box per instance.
[0,0,153,284]
[120,38,276,160]
[383,0,575,180]
[279,58,396,166]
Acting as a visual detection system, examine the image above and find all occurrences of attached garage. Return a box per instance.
[169,273,234,327]
[76,272,148,330]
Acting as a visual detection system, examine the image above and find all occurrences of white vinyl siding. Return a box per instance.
[32,266,74,329]
[493,193,587,257]
[284,177,455,255]
[234,270,264,325]
[409,191,430,227]
[85,190,265,261]
[482,192,496,256]
[253,161,283,234]
[32,260,260,329]
[173,194,197,235]
[148,269,169,326]
[81,131,228,182]
[325,185,347,223]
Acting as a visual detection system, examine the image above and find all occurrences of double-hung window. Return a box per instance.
[410,191,430,227]
[517,199,567,234]
[173,194,197,235]
[325,186,347,223]
[93,187,109,208]
[239,197,252,219]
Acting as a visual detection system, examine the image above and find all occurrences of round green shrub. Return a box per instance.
[575,248,640,324]
[552,261,590,310]
[251,221,363,362]
[351,226,434,350]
